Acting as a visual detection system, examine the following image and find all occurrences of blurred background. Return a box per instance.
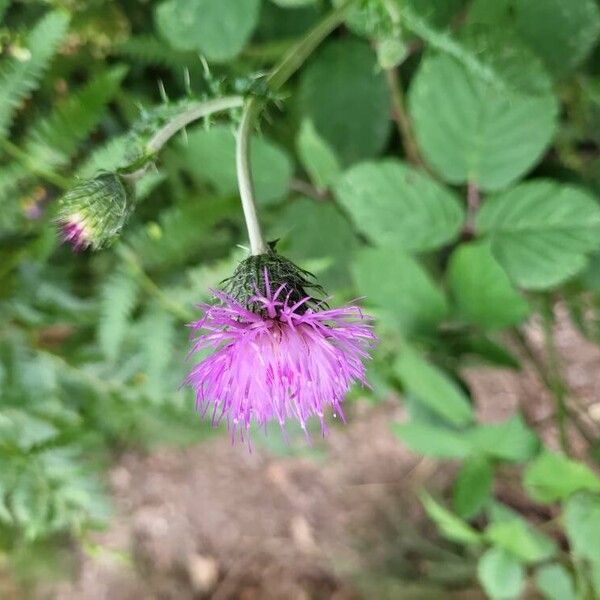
[2,0,600,598]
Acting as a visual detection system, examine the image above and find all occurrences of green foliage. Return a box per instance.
[180,125,293,205]
[409,53,557,191]
[354,247,448,334]
[477,181,600,289]
[477,547,524,600]
[155,0,261,62]
[2,0,600,596]
[394,347,473,426]
[448,242,530,330]
[524,451,600,503]
[335,159,465,251]
[299,38,390,165]
[0,11,69,137]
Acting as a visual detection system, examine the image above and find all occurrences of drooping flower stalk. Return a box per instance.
[234,0,355,254]
[186,0,375,441]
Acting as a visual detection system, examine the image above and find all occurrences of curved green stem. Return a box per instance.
[235,0,355,255]
[146,95,244,154]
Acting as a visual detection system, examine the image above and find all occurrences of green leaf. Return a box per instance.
[486,518,556,563]
[97,268,139,362]
[295,119,341,190]
[476,181,600,290]
[524,451,600,503]
[270,0,316,7]
[478,548,525,600]
[421,492,481,545]
[299,39,390,166]
[394,348,473,426]
[448,241,530,330]
[535,564,576,600]
[23,66,127,168]
[409,53,557,191]
[466,414,539,463]
[391,422,471,459]
[155,0,261,62]
[453,456,493,519]
[0,409,58,451]
[181,125,292,205]
[0,11,70,137]
[353,247,448,335]
[272,198,357,289]
[564,492,600,562]
[138,305,176,400]
[335,159,465,252]
[471,0,600,78]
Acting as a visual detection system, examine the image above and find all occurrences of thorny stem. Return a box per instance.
[235,0,356,255]
[123,96,245,182]
[146,96,244,154]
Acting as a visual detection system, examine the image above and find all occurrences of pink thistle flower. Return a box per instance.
[58,216,92,251]
[185,270,376,440]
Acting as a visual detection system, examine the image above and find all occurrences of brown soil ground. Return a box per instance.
[14,307,600,599]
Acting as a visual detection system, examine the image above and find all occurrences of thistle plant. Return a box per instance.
[53,0,375,439]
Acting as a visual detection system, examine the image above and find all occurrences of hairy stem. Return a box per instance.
[146,96,244,154]
[235,0,355,255]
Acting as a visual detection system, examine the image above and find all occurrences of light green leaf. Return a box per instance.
[0,410,58,451]
[296,119,341,190]
[478,548,525,600]
[466,414,539,463]
[421,492,482,545]
[448,242,530,330]
[477,181,600,290]
[98,268,139,362]
[564,492,600,562]
[181,125,292,205]
[0,11,70,137]
[24,66,127,168]
[471,0,600,78]
[453,456,493,519]
[409,53,557,191]
[353,247,448,335]
[486,518,556,563]
[394,348,473,426]
[155,0,261,62]
[299,39,390,166]
[524,451,600,503]
[270,0,315,6]
[335,160,465,252]
[391,422,471,459]
[535,564,576,600]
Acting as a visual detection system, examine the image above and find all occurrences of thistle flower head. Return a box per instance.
[56,172,135,251]
[185,253,376,440]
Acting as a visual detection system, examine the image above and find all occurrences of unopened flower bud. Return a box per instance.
[56,172,135,251]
